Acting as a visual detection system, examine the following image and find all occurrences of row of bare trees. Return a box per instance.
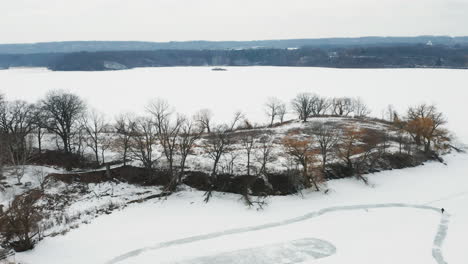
[0,89,450,188]
[0,91,91,178]
[280,123,379,190]
[279,103,450,190]
[265,93,371,125]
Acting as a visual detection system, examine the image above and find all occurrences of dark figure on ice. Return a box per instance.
[441,208,445,214]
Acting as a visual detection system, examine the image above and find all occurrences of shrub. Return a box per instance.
[0,190,43,252]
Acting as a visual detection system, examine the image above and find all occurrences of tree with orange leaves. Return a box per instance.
[405,104,448,154]
[336,126,382,184]
[282,132,322,191]
[336,126,364,171]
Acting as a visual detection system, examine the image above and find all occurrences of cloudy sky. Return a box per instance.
[1,0,467,44]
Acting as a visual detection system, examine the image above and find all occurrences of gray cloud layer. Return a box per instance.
[1,0,467,43]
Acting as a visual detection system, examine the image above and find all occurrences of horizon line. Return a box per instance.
[1,35,467,46]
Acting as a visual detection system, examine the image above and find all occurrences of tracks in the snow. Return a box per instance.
[106,203,449,264]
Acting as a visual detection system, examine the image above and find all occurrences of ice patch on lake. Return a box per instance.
[166,238,336,264]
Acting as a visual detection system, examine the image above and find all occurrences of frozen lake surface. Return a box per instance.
[1,67,467,142]
[2,66,467,264]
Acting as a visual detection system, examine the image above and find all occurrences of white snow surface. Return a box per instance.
[1,67,467,264]
[16,153,468,264]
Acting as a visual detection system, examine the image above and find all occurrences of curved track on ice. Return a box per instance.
[166,238,336,264]
[106,203,450,264]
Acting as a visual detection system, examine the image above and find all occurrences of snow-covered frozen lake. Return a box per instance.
[1,67,467,142]
[2,66,467,264]
[17,153,468,264]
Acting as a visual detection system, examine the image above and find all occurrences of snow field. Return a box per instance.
[16,153,468,264]
[119,208,439,264]
[1,66,466,264]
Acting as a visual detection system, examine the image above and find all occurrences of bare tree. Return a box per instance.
[202,125,232,202]
[71,125,86,158]
[33,168,48,191]
[0,94,4,179]
[240,135,256,176]
[311,95,331,116]
[383,104,396,121]
[335,126,382,184]
[229,111,244,131]
[255,134,276,175]
[291,93,314,122]
[40,90,86,153]
[10,136,34,184]
[282,133,321,191]
[332,97,354,116]
[277,103,287,123]
[83,110,108,165]
[194,109,213,133]
[0,100,37,164]
[0,134,6,180]
[177,118,202,180]
[265,97,281,126]
[32,107,48,154]
[129,117,158,171]
[202,125,232,178]
[352,97,371,117]
[114,113,135,166]
[392,115,408,154]
[100,133,113,165]
[336,126,363,172]
[312,123,339,172]
[352,129,385,184]
[0,191,44,252]
[222,151,239,175]
[0,101,36,183]
[147,99,184,187]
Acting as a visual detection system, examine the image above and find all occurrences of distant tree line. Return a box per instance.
[2,36,468,54]
[1,44,468,70]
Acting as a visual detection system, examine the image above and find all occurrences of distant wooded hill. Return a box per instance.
[2,36,468,54]
[1,38,468,71]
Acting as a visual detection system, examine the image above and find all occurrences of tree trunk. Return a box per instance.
[212,157,220,177]
[322,154,327,172]
[311,177,320,191]
[425,139,431,154]
[62,136,69,153]
[123,147,127,166]
[247,152,251,176]
[169,158,174,181]
[302,161,312,188]
[37,129,42,154]
[95,148,99,166]
[101,150,105,165]
[106,164,111,179]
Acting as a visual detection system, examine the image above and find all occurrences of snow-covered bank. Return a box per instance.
[17,153,468,264]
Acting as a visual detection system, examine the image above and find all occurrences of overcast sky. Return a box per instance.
[1,0,467,44]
